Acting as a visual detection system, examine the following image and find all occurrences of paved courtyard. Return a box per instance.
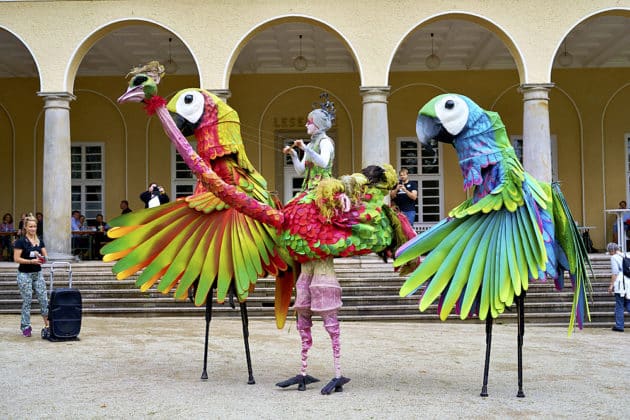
[1,315,628,419]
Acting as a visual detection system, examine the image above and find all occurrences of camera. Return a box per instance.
[398,179,403,185]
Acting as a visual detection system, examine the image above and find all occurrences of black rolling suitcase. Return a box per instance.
[41,262,82,341]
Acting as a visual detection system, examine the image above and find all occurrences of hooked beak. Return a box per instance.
[416,114,455,151]
[170,112,198,137]
[117,85,145,104]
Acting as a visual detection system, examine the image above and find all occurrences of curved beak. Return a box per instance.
[169,112,197,137]
[416,114,442,146]
[416,114,454,151]
[117,85,145,104]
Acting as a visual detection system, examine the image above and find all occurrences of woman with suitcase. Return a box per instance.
[13,213,49,337]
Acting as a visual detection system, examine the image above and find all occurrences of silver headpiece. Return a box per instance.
[312,92,336,123]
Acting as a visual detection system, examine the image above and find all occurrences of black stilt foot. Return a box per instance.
[239,301,255,385]
[276,374,320,391]
[320,376,350,395]
[201,288,212,381]
[480,316,493,398]
[516,293,526,398]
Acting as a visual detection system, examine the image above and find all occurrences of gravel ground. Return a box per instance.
[1,315,628,419]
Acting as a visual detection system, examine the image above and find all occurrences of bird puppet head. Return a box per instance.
[118,61,164,104]
[416,93,515,190]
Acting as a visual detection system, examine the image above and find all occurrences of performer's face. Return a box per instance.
[306,118,318,135]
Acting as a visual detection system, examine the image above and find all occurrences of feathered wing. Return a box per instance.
[395,157,591,331]
[102,190,289,307]
[550,183,592,332]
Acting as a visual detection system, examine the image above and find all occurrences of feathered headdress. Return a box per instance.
[312,92,336,123]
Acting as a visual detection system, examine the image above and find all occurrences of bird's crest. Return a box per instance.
[126,61,165,84]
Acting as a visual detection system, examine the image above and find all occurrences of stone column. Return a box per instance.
[519,83,554,183]
[360,86,390,167]
[209,89,231,103]
[37,92,75,260]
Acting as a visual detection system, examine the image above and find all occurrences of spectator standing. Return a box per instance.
[389,168,418,225]
[13,214,49,337]
[607,242,630,332]
[140,183,170,208]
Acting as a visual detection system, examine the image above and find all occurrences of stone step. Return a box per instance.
[0,254,621,327]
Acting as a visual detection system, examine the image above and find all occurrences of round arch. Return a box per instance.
[0,25,42,90]
[64,18,201,92]
[601,82,630,243]
[388,11,527,84]
[550,7,630,81]
[223,14,363,88]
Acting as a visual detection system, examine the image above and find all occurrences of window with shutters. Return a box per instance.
[171,141,197,199]
[395,137,443,227]
[71,143,104,221]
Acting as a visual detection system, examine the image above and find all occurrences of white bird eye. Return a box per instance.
[436,95,468,135]
[176,90,204,124]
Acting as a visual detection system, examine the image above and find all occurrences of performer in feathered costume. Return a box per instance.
[110,63,415,389]
[394,93,592,397]
[276,95,411,394]
[109,62,292,384]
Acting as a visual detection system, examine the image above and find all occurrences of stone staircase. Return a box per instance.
[0,254,620,327]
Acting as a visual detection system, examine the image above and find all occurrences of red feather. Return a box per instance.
[143,96,167,116]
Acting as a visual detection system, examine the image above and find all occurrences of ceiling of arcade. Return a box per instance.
[0,15,628,78]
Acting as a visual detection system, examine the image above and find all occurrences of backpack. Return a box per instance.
[622,255,630,279]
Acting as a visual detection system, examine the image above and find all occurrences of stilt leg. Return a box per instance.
[275,311,319,390]
[516,294,526,398]
[480,316,493,397]
[201,296,213,380]
[297,312,313,378]
[321,312,350,395]
[239,301,255,385]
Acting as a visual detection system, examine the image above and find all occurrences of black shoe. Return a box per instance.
[611,326,624,332]
[276,374,320,391]
[320,376,351,395]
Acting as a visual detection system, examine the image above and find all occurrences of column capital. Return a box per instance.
[518,83,554,100]
[359,86,390,104]
[37,91,76,101]
[37,92,76,110]
[359,86,391,95]
[208,89,231,102]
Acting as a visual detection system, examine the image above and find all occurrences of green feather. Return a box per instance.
[479,216,502,320]
[399,216,478,297]
[504,212,522,296]
[394,218,464,268]
[460,217,499,319]
[439,215,493,319]
[159,217,209,293]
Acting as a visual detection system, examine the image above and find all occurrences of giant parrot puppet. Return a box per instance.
[107,62,415,389]
[393,93,592,398]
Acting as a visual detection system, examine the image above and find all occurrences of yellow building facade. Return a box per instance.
[0,1,628,257]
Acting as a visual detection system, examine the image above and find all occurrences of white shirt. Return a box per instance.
[288,136,333,176]
[610,253,630,295]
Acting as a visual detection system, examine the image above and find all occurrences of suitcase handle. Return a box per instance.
[49,261,73,290]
